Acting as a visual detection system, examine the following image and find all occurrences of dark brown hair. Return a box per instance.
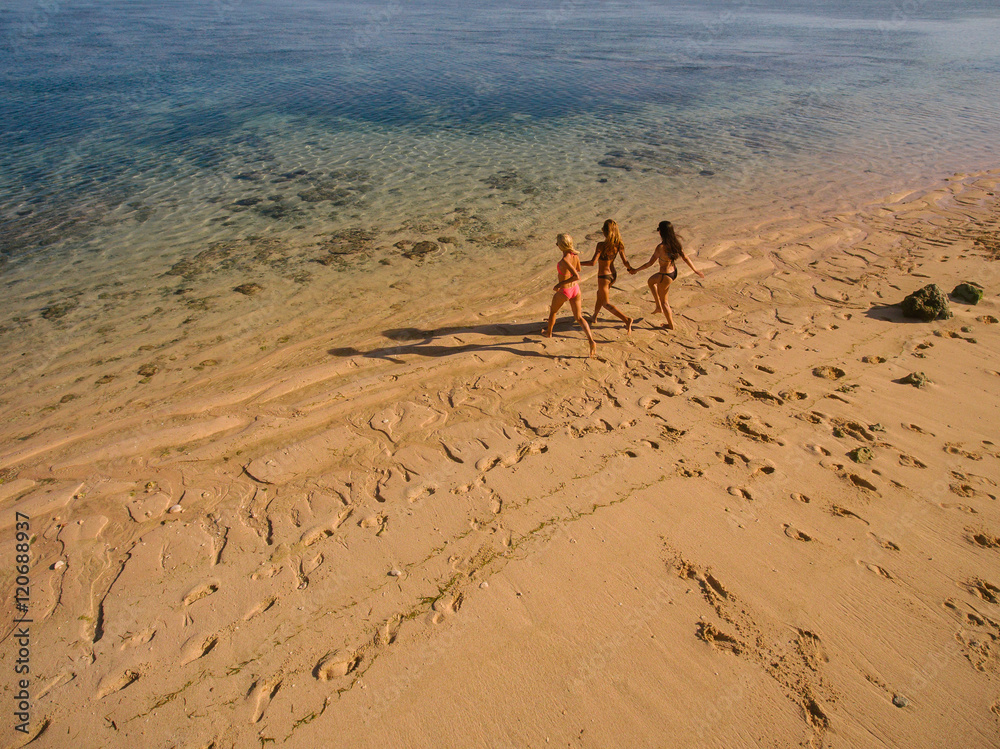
[658,220,682,260]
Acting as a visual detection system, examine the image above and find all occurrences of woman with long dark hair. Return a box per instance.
[631,220,704,329]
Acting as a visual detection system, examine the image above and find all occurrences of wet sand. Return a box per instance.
[1,168,999,748]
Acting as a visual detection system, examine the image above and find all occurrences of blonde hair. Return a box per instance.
[602,219,623,251]
[556,233,575,252]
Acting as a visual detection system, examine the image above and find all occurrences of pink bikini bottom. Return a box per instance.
[561,283,580,300]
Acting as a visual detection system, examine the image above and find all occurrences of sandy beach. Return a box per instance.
[1,166,999,748]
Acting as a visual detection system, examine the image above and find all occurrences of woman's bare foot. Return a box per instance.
[589,343,597,358]
[625,317,633,333]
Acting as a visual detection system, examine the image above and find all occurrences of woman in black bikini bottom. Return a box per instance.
[582,219,633,333]
[630,220,704,330]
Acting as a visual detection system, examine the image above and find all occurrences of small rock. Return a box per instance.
[95,375,115,385]
[233,283,263,296]
[892,694,908,708]
[388,569,403,577]
[233,196,262,207]
[480,581,489,589]
[961,326,973,333]
[168,504,183,513]
[951,282,983,305]
[812,366,846,380]
[52,560,66,570]
[41,300,78,320]
[849,446,874,463]
[900,372,929,388]
[437,236,458,244]
[901,284,952,321]
[402,241,439,259]
[59,394,78,404]
[137,364,158,377]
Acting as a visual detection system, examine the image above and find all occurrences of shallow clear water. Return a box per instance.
[1,0,999,307]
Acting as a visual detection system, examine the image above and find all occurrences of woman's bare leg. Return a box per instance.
[590,283,607,324]
[544,292,567,337]
[569,296,597,358]
[648,275,662,313]
[594,280,631,332]
[658,283,675,330]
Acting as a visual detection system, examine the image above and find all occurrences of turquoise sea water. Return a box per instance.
[1,0,999,311]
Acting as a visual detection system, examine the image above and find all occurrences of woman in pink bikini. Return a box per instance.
[543,233,597,358]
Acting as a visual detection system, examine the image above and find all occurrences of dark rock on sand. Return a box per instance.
[41,300,78,320]
[234,197,263,207]
[298,185,354,203]
[437,236,458,244]
[394,240,413,250]
[137,364,159,377]
[402,241,439,259]
[254,202,294,220]
[900,372,929,388]
[314,229,378,264]
[233,283,264,296]
[234,171,266,181]
[901,284,952,321]
[849,446,874,463]
[812,366,846,380]
[951,282,983,305]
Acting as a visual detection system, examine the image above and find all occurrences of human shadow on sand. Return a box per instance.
[329,320,590,362]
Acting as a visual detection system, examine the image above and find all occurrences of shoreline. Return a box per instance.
[1,166,999,747]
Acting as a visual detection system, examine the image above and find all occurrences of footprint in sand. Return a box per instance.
[868,533,900,551]
[243,596,277,621]
[859,561,893,579]
[180,633,219,665]
[963,579,1000,604]
[779,390,808,401]
[945,443,983,461]
[430,593,465,624]
[696,622,742,655]
[939,502,978,514]
[843,473,878,493]
[830,506,868,524]
[791,492,812,504]
[182,581,219,606]
[755,364,776,374]
[96,669,141,699]
[795,629,829,671]
[783,524,813,542]
[728,486,755,500]
[968,531,1000,549]
[740,388,785,406]
[902,423,935,436]
[719,449,751,465]
[314,653,361,681]
[249,679,282,723]
[898,454,927,468]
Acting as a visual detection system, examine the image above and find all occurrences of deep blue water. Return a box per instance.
[2,0,1000,264]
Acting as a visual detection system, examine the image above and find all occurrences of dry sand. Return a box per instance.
[2,169,1000,748]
